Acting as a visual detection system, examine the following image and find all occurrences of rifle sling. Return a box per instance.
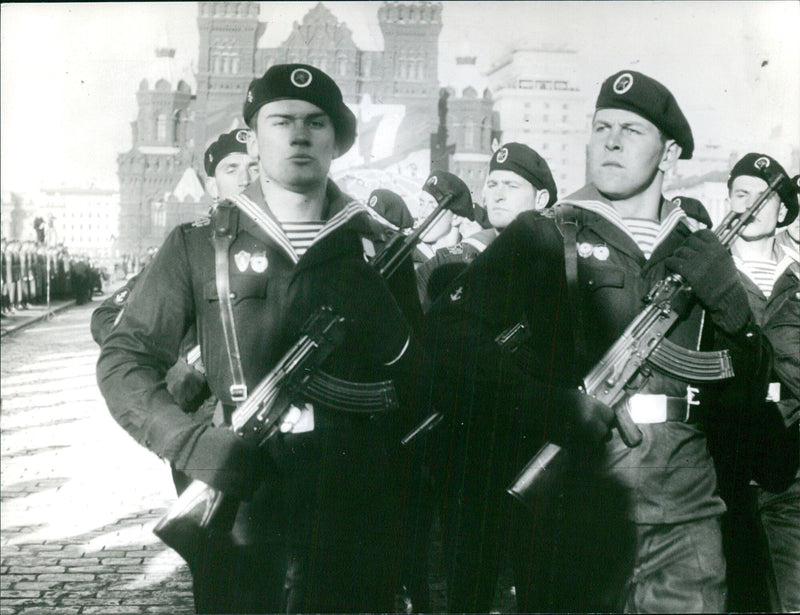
[555,204,589,375]
[211,205,248,404]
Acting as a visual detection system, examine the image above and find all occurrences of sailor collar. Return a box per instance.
[228,180,371,265]
[557,184,696,253]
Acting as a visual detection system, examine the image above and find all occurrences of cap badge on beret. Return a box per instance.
[672,197,682,207]
[613,72,634,95]
[754,156,770,170]
[247,90,254,103]
[496,147,509,163]
[369,195,378,207]
[235,129,249,143]
[290,68,313,88]
[207,153,213,164]
[427,175,438,187]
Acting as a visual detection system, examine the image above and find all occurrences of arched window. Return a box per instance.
[151,201,166,231]
[157,114,167,142]
[465,122,475,149]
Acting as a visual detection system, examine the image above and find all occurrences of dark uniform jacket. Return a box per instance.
[730,253,800,490]
[426,184,768,524]
[97,179,423,549]
[415,228,498,312]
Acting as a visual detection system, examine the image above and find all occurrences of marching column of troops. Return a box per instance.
[1,239,106,315]
[93,62,800,614]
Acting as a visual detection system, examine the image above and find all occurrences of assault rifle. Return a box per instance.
[372,171,475,280]
[371,172,475,444]
[507,172,787,508]
[153,172,472,564]
[153,307,346,566]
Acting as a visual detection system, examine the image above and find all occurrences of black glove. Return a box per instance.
[175,425,266,501]
[422,170,474,219]
[165,358,210,412]
[665,229,751,335]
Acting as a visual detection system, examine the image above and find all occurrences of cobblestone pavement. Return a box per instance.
[0,291,518,614]
[1,293,195,614]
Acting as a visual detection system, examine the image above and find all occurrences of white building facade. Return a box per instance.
[485,48,589,197]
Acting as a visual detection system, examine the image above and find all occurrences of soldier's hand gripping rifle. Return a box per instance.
[507,172,787,507]
[153,307,346,566]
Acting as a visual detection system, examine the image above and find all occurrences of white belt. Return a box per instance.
[767,382,781,402]
[627,386,700,424]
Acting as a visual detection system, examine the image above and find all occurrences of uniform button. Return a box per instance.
[144,439,151,447]
[588,280,595,286]
[229,292,236,299]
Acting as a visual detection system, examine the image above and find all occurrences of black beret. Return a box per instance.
[596,70,694,159]
[671,196,713,229]
[489,142,557,207]
[204,128,251,177]
[367,189,414,231]
[244,63,357,156]
[727,153,797,227]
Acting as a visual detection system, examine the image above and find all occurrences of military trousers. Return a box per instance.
[622,516,726,613]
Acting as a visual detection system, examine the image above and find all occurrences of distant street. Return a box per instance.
[0,295,194,614]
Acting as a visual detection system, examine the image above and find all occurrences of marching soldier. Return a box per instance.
[97,64,427,613]
[91,127,260,480]
[718,154,800,612]
[416,142,557,312]
[425,70,770,612]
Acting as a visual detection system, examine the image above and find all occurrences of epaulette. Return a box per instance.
[190,216,211,228]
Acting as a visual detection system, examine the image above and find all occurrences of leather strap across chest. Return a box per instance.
[212,205,248,404]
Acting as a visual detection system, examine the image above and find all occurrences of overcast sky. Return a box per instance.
[2,1,798,193]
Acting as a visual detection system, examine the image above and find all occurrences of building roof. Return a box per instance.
[167,168,206,202]
[140,46,195,93]
[256,2,383,52]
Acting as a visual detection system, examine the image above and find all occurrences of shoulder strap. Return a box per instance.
[211,204,248,404]
[555,203,589,377]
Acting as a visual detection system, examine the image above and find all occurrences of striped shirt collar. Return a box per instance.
[558,184,695,256]
[229,181,369,265]
[734,239,800,286]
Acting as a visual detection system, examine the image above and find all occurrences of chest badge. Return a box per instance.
[234,250,251,272]
[578,242,594,258]
[593,245,610,261]
[250,252,268,273]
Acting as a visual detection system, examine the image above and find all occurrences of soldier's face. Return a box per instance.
[728,175,784,239]
[588,108,670,200]
[211,153,258,200]
[249,99,338,192]
[484,170,537,230]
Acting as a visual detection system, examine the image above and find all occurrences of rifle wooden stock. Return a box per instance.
[153,307,346,566]
[508,173,785,507]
